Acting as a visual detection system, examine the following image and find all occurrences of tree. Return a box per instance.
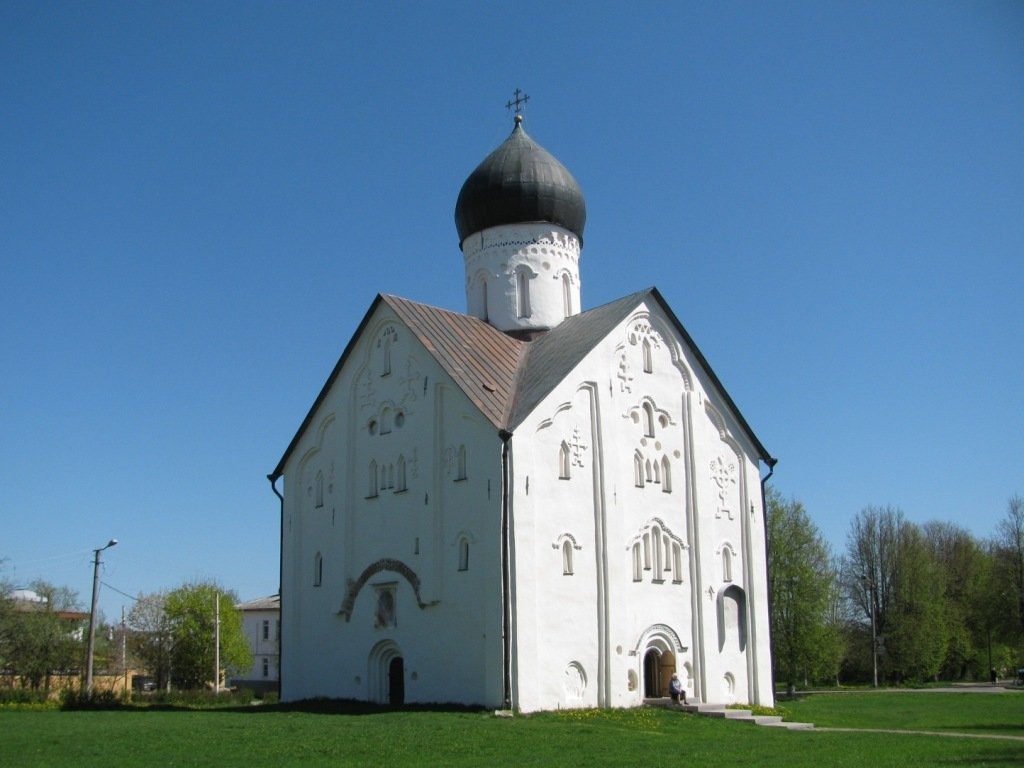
[843,506,902,681]
[994,495,1024,659]
[126,591,175,690]
[886,524,947,681]
[163,581,251,689]
[0,580,83,690]
[767,489,841,692]
[922,521,987,679]
[844,507,947,682]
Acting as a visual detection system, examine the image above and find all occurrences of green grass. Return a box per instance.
[1,695,1022,767]
[780,690,1024,738]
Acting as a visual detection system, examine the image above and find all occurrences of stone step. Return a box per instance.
[645,699,814,731]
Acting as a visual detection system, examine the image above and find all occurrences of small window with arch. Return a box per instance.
[559,441,571,480]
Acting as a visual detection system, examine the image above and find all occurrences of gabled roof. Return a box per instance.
[236,595,280,612]
[384,295,525,428]
[270,295,526,480]
[508,290,651,427]
[270,288,772,480]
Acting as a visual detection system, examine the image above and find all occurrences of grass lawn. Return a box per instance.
[1,696,1022,767]
[780,690,1024,738]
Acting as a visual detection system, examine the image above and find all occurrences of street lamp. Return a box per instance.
[85,538,117,695]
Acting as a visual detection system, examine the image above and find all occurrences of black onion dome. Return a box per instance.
[455,117,586,245]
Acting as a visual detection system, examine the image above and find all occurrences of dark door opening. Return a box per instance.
[643,649,660,698]
[388,656,404,705]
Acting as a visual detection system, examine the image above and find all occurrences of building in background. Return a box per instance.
[231,594,279,695]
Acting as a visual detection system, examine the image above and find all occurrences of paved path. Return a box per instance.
[813,726,1024,743]
[799,683,1021,694]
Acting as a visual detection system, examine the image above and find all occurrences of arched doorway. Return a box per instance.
[643,648,675,698]
[643,649,661,697]
[638,625,685,700]
[368,640,403,705]
[388,657,404,705]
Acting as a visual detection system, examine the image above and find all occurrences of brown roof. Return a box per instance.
[270,289,772,480]
[383,295,525,429]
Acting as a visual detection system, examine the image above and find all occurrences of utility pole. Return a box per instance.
[85,539,117,695]
[214,593,221,694]
[121,606,127,696]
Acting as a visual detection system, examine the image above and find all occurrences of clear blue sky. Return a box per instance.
[2,1,1021,622]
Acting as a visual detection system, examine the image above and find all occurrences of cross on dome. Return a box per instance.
[506,88,529,122]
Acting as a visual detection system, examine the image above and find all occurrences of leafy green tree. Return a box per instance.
[923,521,988,679]
[993,495,1024,660]
[0,580,83,690]
[163,581,251,689]
[886,524,947,681]
[767,489,841,692]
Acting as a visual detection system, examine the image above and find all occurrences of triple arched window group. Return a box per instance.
[631,523,684,584]
[368,456,407,498]
[635,452,672,492]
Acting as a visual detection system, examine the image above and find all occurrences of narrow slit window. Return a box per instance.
[632,543,643,582]
[562,540,574,575]
[559,441,571,479]
[396,455,407,492]
[516,269,531,318]
[652,527,663,576]
[368,460,378,498]
[456,445,467,481]
[661,456,672,493]
[642,338,653,373]
[314,552,323,587]
[642,403,655,437]
[562,273,572,318]
[634,452,644,487]
[458,539,469,571]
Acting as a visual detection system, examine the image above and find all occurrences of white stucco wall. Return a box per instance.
[509,297,773,712]
[279,295,773,712]
[462,223,581,333]
[280,304,506,707]
[232,604,280,687]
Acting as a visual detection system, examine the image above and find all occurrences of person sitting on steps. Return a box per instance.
[669,673,687,706]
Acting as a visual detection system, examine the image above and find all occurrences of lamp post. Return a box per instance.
[85,538,117,695]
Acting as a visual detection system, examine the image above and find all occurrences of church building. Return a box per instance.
[269,107,776,712]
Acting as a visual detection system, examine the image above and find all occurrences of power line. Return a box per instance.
[101,582,139,602]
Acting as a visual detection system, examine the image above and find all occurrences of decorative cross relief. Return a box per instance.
[710,456,737,519]
[569,425,588,468]
[616,350,634,393]
[357,370,376,410]
[399,358,421,407]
